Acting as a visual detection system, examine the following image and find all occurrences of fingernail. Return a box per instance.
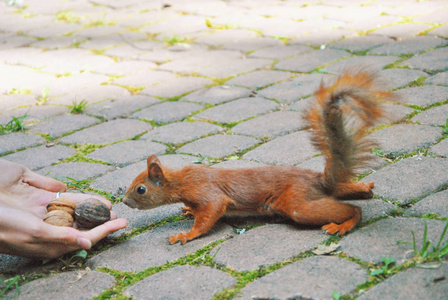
[77,238,92,249]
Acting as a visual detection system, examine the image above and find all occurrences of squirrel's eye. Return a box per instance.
[137,186,146,195]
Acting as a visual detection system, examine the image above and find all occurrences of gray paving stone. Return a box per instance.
[1,105,69,124]
[427,25,448,38]
[29,114,100,138]
[414,7,448,23]
[138,44,209,64]
[243,131,319,166]
[399,47,448,72]
[88,140,167,166]
[345,199,400,225]
[87,220,233,272]
[143,122,224,145]
[394,86,448,107]
[379,68,428,89]
[369,36,448,55]
[85,95,160,120]
[293,29,358,47]
[339,218,448,265]
[362,157,448,204]
[426,71,448,86]
[226,70,293,89]
[0,94,37,111]
[95,60,157,76]
[51,85,131,106]
[223,36,283,52]
[238,256,369,299]
[232,111,305,139]
[404,189,448,218]
[2,145,76,170]
[194,29,258,47]
[141,77,213,99]
[357,262,448,300]
[132,102,203,124]
[5,270,115,300]
[110,203,184,237]
[412,104,448,126]
[258,74,336,104]
[248,44,312,60]
[429,138,448,157]
[212,159,266,169]
[30,36,84,49]
[181,86,252,105]
[275,48,350,72]
[370,23,432,38]
[177,134,260,158]
[124,266,237,300]
[0,35,35,49]
[326,56,400,73]
[330,36,393,52]
[197,57,273,79]
[0,132,45,155]
[103,41,163,59]
[27,23,82,38]
[380,103,415,124]
[59,119,151,145]
[113,70,176,87]
[194,97,278,123]
[36,162,114,181]
[212,224,327,272]
[341,15,402,32]
[382,1,448,17]
[142,14,206,39]
[368,124,443,155]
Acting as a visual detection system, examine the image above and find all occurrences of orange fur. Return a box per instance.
[123,69,397,244]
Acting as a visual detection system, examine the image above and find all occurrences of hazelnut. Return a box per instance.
[46,197,76,215]
[43,210,74,227]
[74,198,111,229]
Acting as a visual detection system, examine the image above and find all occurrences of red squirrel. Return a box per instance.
[123,69,397,244]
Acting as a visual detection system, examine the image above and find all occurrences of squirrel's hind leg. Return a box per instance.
[333,182,375,200]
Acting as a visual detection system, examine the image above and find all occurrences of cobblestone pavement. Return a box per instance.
[1,0,448,299]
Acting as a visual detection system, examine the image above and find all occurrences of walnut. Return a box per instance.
[74,198,111,229]
[46,197,76,216]
[43,210,74,227]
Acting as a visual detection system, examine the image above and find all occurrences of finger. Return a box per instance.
[62,193,112,209]
[83,218,128,245]
[24,170,67,192]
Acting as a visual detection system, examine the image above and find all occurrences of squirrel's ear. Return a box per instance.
[147,154,161,166]
[148,160,164,186]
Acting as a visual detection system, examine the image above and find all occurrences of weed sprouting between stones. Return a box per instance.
[0,113,27,135]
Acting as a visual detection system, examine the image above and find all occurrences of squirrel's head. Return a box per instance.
[123,154,167,210]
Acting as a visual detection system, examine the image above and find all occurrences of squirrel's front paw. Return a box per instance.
[169,232,188,245]
[182,206,194,217]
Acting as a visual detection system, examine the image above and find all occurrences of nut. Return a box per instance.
[46,197,76,215]
[74,198,111,229]
[43,210,74,227]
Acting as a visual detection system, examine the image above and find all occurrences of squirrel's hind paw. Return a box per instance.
[322,223,350,236]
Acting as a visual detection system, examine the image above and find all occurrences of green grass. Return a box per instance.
[69,99,88,114]
[0,113,27,135]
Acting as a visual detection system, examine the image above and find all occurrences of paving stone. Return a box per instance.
[181,86,252,105]
[87,220,233,272]
[427,25,448,38]
[2,145,76,170]
[362,157,448,204]
[223,36,283,52]
[414,7,448,23]
[29,114,100,138]
[429,138,448,157]
[36,162,114,181]
[232,111,306,138]
[326,56,400,73]
[95,60,157,76]
[368,36,448,55]
[142,14,206,39]
[132,102,203,124]
[194,97,278,123]
[5,270,115,300]
[212,223,327,272]
[243,131,319,166]
[51,85,130,106]
[116,10,178,27]
[27,23,83,38]
[0,35,35,49]
[143,122,224,145]
[124,266,237,300]
[345,199,400,225]
[1,105,69,124]
[59,119,151,145]
[341,15,402,32]
[330,35,393,52]
[177,134,260,158]
[426,71,448,86]
[369,23,431,38]
[77,36,123,50]
[195,29,258,47]
[379,68,428,89]
[357,262,448,300]
[103,41,163,59]
[226,70,293,89]
[212,159,266,169]
[85,95,160,120]
[248,44,312,60]
[30,36,84,49]
[88,140,167,165]
[138,44,209,64]
[275,48,350,72]
[399,47,448,72]
[382,1,448,17]
[404,190,448,218]
[239,256,369,299]
[412,104,448,126]
[368,124,443,155]
[0,63,55,95]
[141,77,213,98]
[339,218,448,265]
[197,57,273,79]
[0,94,37,111]
[0,132,45,155]
[110,203,184,237]
[394,86,448,107]
[293,29,358,47]
[380,103,415,124]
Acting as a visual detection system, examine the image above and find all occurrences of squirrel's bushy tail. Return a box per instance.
[304,69,397,192]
